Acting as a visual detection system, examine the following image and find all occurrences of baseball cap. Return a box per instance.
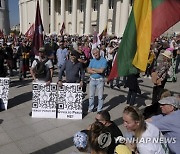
[159,96,180,109]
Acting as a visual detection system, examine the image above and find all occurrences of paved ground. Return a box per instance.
[0,69,179,154]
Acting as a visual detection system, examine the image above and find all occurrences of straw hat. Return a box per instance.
[161,49,172,59]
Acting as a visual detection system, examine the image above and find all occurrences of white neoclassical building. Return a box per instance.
[0,0,10,35]
[19,0,134,36]
[19,0,180,36]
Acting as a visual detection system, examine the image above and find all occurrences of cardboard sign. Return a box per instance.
[0,78,10,110]
[32,82,57,118]
[57,83,83,120]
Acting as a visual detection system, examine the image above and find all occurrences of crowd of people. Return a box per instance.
[0,32,180,153]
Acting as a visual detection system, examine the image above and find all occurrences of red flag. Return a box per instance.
[32,0,44,56]
[93,31,98,44]
[25,24,34,39]
[99,26,107,41]
[60,22,65,35]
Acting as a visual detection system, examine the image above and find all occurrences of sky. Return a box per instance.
[9,0,19,27]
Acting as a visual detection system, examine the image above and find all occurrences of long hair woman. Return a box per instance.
[123,106,169,154]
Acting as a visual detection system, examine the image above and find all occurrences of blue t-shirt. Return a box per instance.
[56,48,68,67]
[88,57,107,79]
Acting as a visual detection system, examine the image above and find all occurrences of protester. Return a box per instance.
[125,73,141,106]
[17,40,30,80]
[57,49,85,87]
[88,121,109,154]
[56,40,69,73]
[146,96,180,154]
[95,110,123,154]
[123,106,169,154]
[77,43,89,70]
[30,47,53,85]
[106,42,120,89]
[87,48,107,112]
[0,47,7,77]
[151,49,172,104]
[143,89,172,119]
[82,41,91,60]
[175,47,180,74]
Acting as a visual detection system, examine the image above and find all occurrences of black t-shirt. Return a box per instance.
[106,121,123,154]
[0,50,7,77]
[78,52,89,68]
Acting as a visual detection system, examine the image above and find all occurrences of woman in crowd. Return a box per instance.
[123,106,169,154]
[151,49,172,104]
[89,121,110,154]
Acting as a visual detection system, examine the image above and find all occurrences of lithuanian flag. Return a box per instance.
[108,0,180,80]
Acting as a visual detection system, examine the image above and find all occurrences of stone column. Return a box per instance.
[99,0,109,33]
[72,0,77,34]
[19,2,22,33]
[61,0,65,24]
[115,0,121,36]
[119,0,130,37]
[84,0,92,35]
[25,2,28,32]
[50,0,55,33]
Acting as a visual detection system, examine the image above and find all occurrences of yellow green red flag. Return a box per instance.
[108,0,180,80]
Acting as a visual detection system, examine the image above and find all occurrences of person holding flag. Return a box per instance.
[60,22,65,36]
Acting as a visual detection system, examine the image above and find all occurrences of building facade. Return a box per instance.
[19,0,133,36]
[19,0,180,37]
[0,0,10,35]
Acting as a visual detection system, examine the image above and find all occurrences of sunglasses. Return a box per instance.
[95,118,103,122]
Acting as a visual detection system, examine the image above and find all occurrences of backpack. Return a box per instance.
[34,58,50,80]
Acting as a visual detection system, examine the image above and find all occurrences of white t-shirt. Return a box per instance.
[169,40,176,49]
[106,47,113,61]
[31,56,53,82]
[137,123,168,154]
[31,56,53,69]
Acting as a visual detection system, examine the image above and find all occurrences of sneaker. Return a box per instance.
[110,85,114,89]
[116,84,120,89]
[88,109,93,113]
[148,76,151,79]
[144,75,147,78]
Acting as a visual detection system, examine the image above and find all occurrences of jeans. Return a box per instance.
[88,78,105,112]
[19,60,26,79]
